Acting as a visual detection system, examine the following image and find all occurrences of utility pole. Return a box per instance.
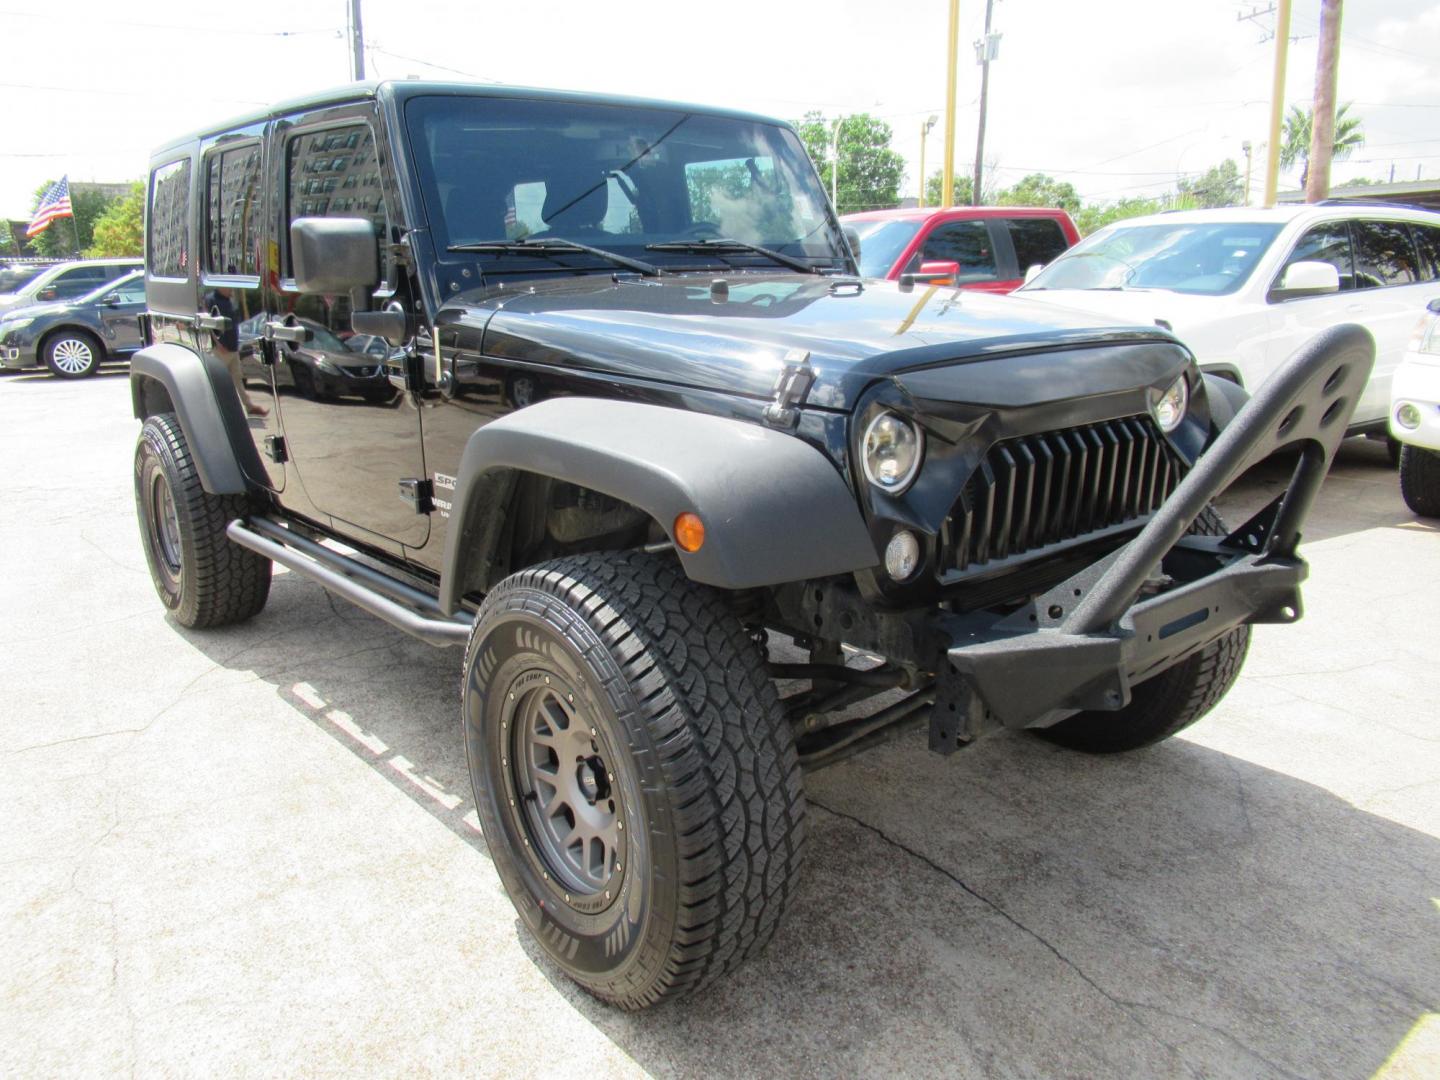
[972,0,998,206]
[1305,0,1343,202]
[1242,140,1253,206]
[829,117,843,211]
[918,115,937,206]
[1261,0,1292,207]
[941,0,960,208]
[349,0,366,81]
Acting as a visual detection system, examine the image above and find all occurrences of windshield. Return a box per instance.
[0,266,47,292]
[405,95,846,276]
[846,219,921,277]
[1024,220,1284,295]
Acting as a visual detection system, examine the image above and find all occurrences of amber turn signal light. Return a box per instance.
[673,512,705,553]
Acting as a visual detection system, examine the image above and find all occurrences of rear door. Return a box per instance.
[1001,216,1072,287]
[1350,219,1430,422]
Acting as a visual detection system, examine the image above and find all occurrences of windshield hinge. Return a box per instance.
[763,349,815,429]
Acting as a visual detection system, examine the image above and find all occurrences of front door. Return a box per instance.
[97,276,147,354]
[269,115,428,550]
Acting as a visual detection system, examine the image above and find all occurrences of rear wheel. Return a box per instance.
[463,551,806,1009]
[44,330,103,378]
[1034,506,1250,754]
[1399,445,1440,517]
[134,413,271,628]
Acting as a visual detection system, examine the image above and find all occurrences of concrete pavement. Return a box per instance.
[2,369,1436,1078]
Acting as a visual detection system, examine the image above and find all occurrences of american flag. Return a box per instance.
[27,176,73,238]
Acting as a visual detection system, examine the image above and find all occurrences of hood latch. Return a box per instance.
[763,348,815,428]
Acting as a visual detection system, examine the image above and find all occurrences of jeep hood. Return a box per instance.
[442,274,1187,411]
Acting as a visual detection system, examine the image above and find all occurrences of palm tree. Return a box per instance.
[1280,103,1365,188]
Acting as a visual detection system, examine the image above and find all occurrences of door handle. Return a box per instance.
[264,319,312,344]
[193,312,230,332]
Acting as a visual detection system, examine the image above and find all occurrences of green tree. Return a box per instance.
[924,171,976,207]
[794,112,905,214]
[996,173,1081,212]
[1073,196,1165,236]
[87,181,144,258]
[26,180,112,257]
[1280,102,1365,189]
[1175,159,1244,209]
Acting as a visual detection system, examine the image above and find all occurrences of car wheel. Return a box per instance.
[44,330,103,378]
[1033,506,1250,754]
[1399,445,1440,518]
[463,551,806,1009]
[134,413,272,628]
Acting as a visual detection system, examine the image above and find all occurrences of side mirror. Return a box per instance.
[291,217,380,295]
[1272,260,1340,300]
[913,259,960,285]
[101,294,121,307]
[1023,263,1045,284]
[36,287,58,301]
[842,226,862,265]
[352,307,407,347]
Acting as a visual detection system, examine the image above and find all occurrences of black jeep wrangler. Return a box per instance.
[130,81,1372,1009]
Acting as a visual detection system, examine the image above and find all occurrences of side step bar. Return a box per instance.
[226,518,474,647]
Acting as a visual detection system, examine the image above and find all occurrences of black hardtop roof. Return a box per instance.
[149,80,793,161]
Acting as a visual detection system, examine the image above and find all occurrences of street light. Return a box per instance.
[918,115,938,207]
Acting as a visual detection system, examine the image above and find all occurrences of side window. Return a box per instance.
[206,143,262,277]
[1005,218,1068,273]
[922,221,997,282]
[286,123,386,274]
[1410,223,1440,282]
[1352,220,1419,288]
[148,158,192,278]
[1277,222,1354,292]
[53,266,107,298]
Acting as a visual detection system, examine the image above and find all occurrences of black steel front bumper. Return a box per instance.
[927,324,1375,752]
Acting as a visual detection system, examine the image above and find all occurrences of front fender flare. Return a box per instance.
[439,398,879,612]
[129,343,262,495]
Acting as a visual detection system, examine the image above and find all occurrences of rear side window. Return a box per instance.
[51,266,108,298]
[922,221,997,283]
[1005,218,1068,274]
[148,159,192,279]
[1352,220,1419,288]
[206,143,262,277]
[286,124,386,250]
[1410,223,1440,281]
[1278,222,1354,291]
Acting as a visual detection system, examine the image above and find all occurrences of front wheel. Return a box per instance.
[1399,445,1440,518]
[44,330,103,378]
[463,552,806,1009]
[1034,506,1250,754]
[134,413,271,628]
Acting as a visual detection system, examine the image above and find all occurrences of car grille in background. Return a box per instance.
[341,364,381,377]
[946,415,1186,572]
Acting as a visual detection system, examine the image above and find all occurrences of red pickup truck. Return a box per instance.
[841,206,1079,292]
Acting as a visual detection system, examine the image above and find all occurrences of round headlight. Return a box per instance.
[1152,375,1189,433]
[862,411,923,492]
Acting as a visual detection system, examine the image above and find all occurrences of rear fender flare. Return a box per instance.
[439,398,879,613]
[129,343,262,495]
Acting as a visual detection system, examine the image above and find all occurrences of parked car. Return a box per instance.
[1016,204,1440,433]
[0,270,145,377]
[130,80,1367,1010]
[235,314,395,402]
[0,257,142,314]
[841,206,1078,291]
[1391,297,1440,516]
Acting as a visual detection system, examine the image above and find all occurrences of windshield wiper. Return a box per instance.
[644,238,822,275]
[447,237,663,277]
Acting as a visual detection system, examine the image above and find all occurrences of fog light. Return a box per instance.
[884,530,920,581]
[1396,402,1422,430]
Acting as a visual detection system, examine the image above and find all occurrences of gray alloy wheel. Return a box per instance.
[44,331,102,378]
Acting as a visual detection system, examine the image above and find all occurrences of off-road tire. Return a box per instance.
[1399,445,1440,518]
[463,551,805,1009]
[134,413,271,628]
[43,329,103,378]
[1035,506,1250,754]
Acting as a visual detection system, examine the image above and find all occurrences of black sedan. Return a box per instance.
[0,271,145,378]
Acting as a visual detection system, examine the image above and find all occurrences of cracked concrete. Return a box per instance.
[2,372,1437,1078]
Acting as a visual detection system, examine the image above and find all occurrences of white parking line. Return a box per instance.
[388,755,463,810]
[324,709,387,756]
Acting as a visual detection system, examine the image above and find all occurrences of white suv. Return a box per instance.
[1016,204,1440,431]
[1391,298,1440,516]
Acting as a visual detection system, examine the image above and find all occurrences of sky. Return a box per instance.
[2,0,1438,219]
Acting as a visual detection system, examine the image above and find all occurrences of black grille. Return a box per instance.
[946,415,1186,572]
